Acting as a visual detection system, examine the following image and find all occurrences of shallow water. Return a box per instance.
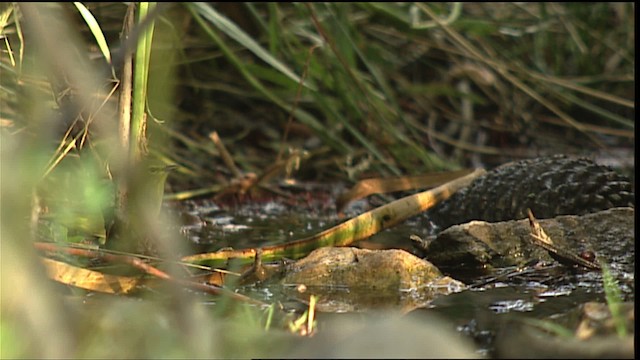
[177,189,634,356]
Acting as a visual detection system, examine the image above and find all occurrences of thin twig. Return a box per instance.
[277,44,320,162]
[209,131,243,178]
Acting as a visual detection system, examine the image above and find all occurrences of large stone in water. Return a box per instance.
[282,247,465,312]
[423,207,634,274]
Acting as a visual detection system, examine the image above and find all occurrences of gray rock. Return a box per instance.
[423,207,634,271]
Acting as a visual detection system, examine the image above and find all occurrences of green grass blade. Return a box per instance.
[73,2,111,65]
[189,7,351,154]
[189,2,316,91]
[131,2,156,159]
[601,263,628,338]
[553,90,634,129]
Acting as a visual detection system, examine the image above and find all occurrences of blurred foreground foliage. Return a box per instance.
[0,2,634,358]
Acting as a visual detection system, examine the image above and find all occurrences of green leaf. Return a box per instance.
[188,2,316,91]
[73,2,111,65]
[602,263,628,338]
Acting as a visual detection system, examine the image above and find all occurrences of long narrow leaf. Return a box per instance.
[189,2,316,91]
[73,2,111,65]
[182,168,486,266]
[190,7,351,154]
[131,2,156,159]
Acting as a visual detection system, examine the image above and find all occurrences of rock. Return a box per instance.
[282,247,466,312]
[495,316,634,359]
[573,301,635,340]
[494,300,635,358]
[422,207,634,272]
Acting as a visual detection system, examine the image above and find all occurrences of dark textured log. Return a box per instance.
[425,155,635,231]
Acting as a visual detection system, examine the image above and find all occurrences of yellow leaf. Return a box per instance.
[41,257,140,294]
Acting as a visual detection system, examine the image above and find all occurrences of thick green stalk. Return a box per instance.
[131,2,156,161]
[182,168,485,266]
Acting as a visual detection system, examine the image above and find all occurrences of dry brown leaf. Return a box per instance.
[527,208,553,245]
[41,257,141,294]
[337,169,474,213]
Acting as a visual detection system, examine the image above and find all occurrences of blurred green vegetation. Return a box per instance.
[0,2,634,358]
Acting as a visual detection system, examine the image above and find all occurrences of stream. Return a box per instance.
[174,183,635,358]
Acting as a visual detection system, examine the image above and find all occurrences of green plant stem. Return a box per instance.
[182,168,485,266]
[131,2,156,161]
